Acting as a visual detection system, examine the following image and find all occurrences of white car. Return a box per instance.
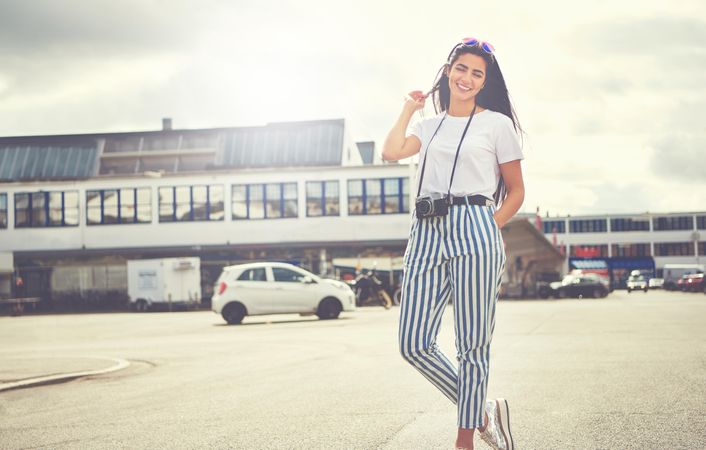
[211,262,356,324]
[627,275,648,293]
[648,278,664,289]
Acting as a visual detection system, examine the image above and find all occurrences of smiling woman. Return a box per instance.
[383,37,525,450]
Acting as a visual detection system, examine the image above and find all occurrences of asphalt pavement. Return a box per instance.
[0,290,704,449]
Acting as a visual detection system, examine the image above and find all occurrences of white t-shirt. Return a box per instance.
[407,109,523,200]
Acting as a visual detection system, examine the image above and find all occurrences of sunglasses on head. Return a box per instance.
[461,37,495,54]
[446,37,496,62]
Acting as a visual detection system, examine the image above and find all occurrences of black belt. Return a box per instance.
[450,194,493,206]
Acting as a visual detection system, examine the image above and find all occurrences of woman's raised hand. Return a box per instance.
[404,90,427,113]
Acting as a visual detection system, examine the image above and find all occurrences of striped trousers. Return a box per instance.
[398,200,506,429]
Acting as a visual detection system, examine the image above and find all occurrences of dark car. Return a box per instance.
[677,275,689,291]
[684,273,705,292]
[545,274,609,299]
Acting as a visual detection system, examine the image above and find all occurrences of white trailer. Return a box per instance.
[662,263,704,290]
[127,258,202,311]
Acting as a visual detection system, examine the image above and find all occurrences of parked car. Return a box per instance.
[547,274,609,299]
[211,262,356,324]
[677,275,689,291]
[683,273,705,292]
[626,274,648,293]
[648,278,664,289]
[663,264,705,290]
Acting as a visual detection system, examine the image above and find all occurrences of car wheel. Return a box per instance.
[222,303,245,325]
[627,288,632,293]
[643,288,648,293]
[592,288,602,298]
[393,289,402,306]
[316,298,342,320]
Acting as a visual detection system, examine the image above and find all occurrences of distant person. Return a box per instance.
[383,37,525,450]
[369,270,392,309]
[14,274,25,298]
[354,270,374,306]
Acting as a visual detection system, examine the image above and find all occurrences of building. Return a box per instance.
[537,212,706,288]
[0,118,572,308]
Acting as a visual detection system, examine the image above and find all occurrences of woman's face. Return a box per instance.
[446,52,487,102]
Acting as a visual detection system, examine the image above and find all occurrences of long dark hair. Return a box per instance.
[429,43,523,207]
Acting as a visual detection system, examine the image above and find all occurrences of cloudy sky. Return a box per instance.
[0,0,704,217]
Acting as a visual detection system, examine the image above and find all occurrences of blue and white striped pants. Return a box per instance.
[398,200,506,429]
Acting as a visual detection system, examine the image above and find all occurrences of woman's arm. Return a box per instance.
[493,159,525,228]
[381,91,425,161]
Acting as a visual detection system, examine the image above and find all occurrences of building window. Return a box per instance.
[653,216,694,231]
[654,242,695,256]
[86,188,152,225]
[543,220,566,234]
[697,216,706,230]
[231,183,298,220]
[14,191,79,228]
[569,219,607,233]
[306,181,340,217]
[610,218,650,232]
[611,243,651,257]
[699,242,706,256]
[348,180,364,215]
[569,245,609,257]
[348,177,409,215]
[159,185,224,222]
[0,194,7,229]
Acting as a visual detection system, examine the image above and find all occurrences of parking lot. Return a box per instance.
[1,290,705,449]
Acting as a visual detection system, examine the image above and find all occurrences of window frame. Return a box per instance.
[347,177,409,215]
[14,190,79,228]
[86,187,152,225]
[569,219,608,233]
[158,184,224,223]
[305,180,340,217]
[236,267,268,282]
[654,242,695,256]
[610,217,650,232]
[543,220,566,234]
[0,193,7,229]
[231,182,299,220]
[653,216,694,231]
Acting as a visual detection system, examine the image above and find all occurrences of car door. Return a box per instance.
[230,267,272,314]
[269,266,318,313]
[565,277,582,297]
[577,277,600,297]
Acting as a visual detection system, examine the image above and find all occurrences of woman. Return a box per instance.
[382,38,525,450]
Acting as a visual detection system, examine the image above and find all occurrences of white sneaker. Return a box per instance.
[479,398,514,450]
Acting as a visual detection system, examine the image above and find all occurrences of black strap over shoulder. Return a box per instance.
[447,104,477,202]
[416,114,446,198]
[415,105,478,201]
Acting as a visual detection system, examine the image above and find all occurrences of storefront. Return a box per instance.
[569,257,656,290]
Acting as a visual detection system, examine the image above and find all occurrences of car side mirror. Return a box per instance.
[302,276,315,284]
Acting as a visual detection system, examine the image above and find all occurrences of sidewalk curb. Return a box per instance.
[0,357,130,393]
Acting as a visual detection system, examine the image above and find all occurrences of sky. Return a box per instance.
[0,0,704,217]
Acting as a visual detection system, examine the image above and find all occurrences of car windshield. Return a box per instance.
[629,275,645,281]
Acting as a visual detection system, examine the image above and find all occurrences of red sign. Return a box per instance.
[574,246,602,258]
